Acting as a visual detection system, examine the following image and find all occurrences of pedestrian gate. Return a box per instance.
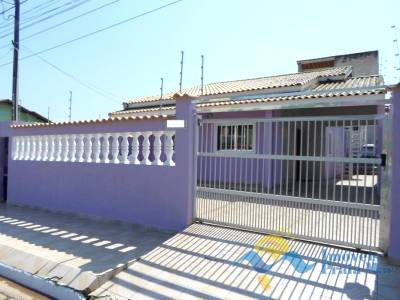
[195,115,384,251]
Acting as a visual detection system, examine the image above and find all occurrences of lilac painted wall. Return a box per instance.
[5,99,195,231]
[389,86,400,263]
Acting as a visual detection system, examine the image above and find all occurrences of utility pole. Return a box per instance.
[11,0,20,121]
[68,91,72,121]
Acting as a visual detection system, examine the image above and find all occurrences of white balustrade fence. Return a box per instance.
[12,131,176,166]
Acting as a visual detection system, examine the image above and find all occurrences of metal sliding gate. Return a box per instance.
[195,115,384,251]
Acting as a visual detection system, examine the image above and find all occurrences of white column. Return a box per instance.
[28,136,35,161]
[92,134,101,163]
[15,137,22,160]
[84,134,93,163]
[120,133,130,164]
[19,136,25,160]
[76,134,85,163]
[129,133,140,165]
[69,135,77,162]
[48,135,55,161]
[12,136,20,160]
[22,136,29,160]
[42,136,49,161]
[111,133,120,164]
[101,134,110,163]
[62,135,69,162]
[54,135,62,162]
[141,132,151,165]
[164,132,175,166]
[36,136,43,161]
[152,132,163,165]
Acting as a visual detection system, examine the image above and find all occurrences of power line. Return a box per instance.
[0,0,28,16]
[0,0,184,67]
[0,0,120,49]
[1,0,63,27]
[0,0,91,38]
[20,44,122,104]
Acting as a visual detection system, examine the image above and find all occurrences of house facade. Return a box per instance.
[6,50,395,256]
[107,50,387,251]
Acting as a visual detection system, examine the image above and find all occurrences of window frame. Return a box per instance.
[213,122,256,153]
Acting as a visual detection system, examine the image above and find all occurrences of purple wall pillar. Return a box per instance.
[388,85,400,264]
[174,95,196,226]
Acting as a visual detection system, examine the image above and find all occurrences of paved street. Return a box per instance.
[0,204,173,295]
[91,223,400,300]
[0,276,50,300]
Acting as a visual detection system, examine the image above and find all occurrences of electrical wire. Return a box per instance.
[21,44,122,104]
[0,0,28,16]
[0,0,91,38]
[0,0,183,68]
[0,0,119,49]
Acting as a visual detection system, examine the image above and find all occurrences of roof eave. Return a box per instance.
[197,93,387,114]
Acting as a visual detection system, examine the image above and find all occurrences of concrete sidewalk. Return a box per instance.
[91,223,400,300]
[0,204,173,295]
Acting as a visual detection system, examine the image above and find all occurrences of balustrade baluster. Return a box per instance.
[15,137,20,160]
[153,132,162,165]
[48,135,55,161]
[101,134,110,163]
[28,136,35,161]
[69,135,76,162]
[55,135,62,161]
[121,133,129,164]
[17,136,29,160]
[21,136,28,160]
[36,136,43,161]
[111,133,120,164]
[84,134,93,163]
[129,133,140,164]
[62,135,69,162]
[76,135,85,163]
[141,132,151,165]
[164,132,175,166]
[42,136,49,161]
[93,134,101,163]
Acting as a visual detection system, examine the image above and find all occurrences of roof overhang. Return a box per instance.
[196,93,387,114]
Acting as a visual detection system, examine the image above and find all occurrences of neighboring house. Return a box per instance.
[0,100,48,201]
[0,99,49,123]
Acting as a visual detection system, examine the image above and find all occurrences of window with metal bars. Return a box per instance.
[216,124,254,151]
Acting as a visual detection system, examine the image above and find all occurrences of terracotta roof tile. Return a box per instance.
[112,75,384,116]
[125,66,352,105]
[11,114,171,128]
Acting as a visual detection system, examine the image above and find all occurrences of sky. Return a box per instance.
[0,0,399,122]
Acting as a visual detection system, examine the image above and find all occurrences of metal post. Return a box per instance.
[379,100,393,254]
[201,55,204,95]
[68,91,72,122]
[11,0,20,122]
[159,77,164,112]
[179,51,184,93]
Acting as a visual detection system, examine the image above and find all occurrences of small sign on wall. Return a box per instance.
[167,120,185,128]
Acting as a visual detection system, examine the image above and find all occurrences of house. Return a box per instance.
[7,50,390,254]
[0,100,49,201]
[105,50,386,250]
[0,99,49,123]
